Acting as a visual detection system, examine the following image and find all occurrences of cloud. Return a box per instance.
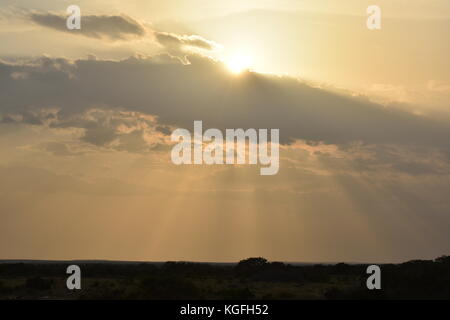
[54,109,169,153]
[2,54,450,150]
[29,12,147,40]
[27,11,220,54]
[81,123,117,146]
[154,31,222,52]
[43,141,85,156]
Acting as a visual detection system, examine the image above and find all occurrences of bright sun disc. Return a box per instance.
[227,53,252,74]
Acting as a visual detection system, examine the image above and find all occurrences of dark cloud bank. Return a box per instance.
[1,54,450,149]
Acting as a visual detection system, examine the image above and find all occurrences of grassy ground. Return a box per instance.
[0,274,363,300]
[1,256,449,299]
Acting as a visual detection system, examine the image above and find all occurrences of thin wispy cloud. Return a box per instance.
[30,12,147,40]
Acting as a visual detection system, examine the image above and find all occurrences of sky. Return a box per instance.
[1,0,450,263]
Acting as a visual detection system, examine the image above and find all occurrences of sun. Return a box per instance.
[226,53,252,74]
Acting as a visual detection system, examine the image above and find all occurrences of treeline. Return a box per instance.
[0,255,449,299]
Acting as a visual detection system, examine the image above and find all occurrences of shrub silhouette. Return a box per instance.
[235,257,268,277]
[139,276,201,299]
[25,277,53,291]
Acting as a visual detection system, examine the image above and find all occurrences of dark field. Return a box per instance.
[1,256,449,300]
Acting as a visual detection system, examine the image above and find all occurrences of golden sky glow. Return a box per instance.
[0,0,450,263]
